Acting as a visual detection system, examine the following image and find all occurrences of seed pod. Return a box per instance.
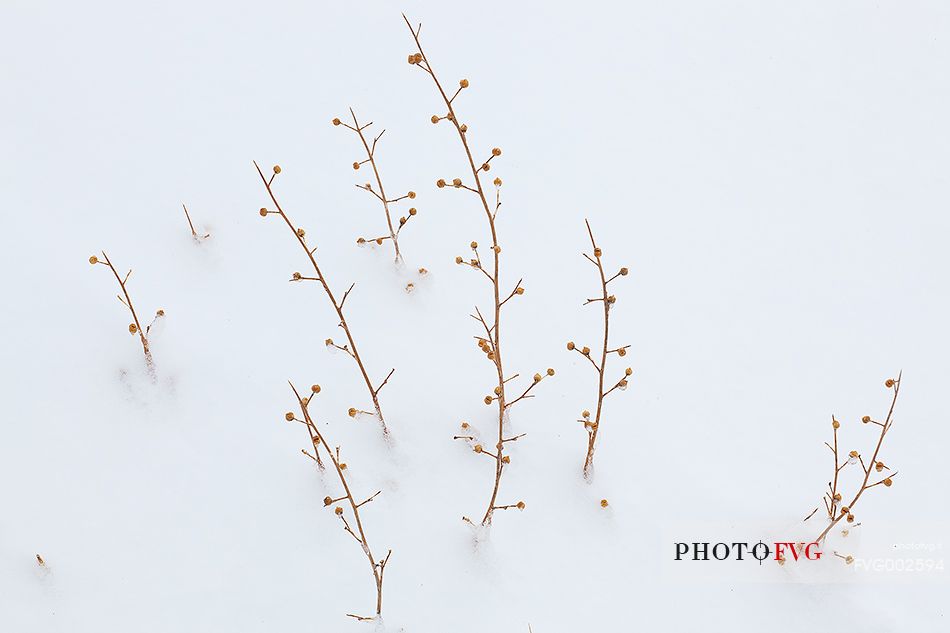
[311,384,321,394]
[332,118,341,126]
[516,501,525,510]
[323,496,332,506]
[273,165,281,174]
[600,499,609,508]
[129,323,137,334]
[334,506,343,515]
[285,412,295,421]
[89,255,98,264]
[567,341,575,350]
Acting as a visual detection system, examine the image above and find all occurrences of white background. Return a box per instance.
[1,1,948,631]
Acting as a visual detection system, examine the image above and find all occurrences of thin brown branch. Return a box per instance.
[256,162,391,435]
[813,374,903,545]
[182,204,209,240]
[336,108,416,264]
[90,251,162,368]
[404,15,550,525]
[374,368,396,396]
[568,221,631,480]
[289,383,390,620]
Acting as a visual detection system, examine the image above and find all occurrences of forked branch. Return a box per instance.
[404,14,551,526]
[334,109,418,263]
[255,162,393,435]
[287,383,392,620]
[565,220,631,479]
[89,251,164,368]
[811,374,902,548]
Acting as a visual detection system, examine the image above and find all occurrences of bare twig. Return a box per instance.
[182,204,209,240]
[566,221,631,479]
[812,374,902,546]
[255,162,392,435]
[89,251,164,368]
[404,15,552,525]
[288,383,391,620]
[335,109,418,263]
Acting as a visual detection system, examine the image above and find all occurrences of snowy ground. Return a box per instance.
[2,1,948,631]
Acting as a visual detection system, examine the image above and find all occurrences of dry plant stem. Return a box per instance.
[584,222,608,478]
[289,384,391,620]
[405,16,540,526]
[814,374,902,544]
[96,251,153,367]
[182,204,209,240]
[254,162,392,434]
[569,221,630,479]
[340,109,406,263]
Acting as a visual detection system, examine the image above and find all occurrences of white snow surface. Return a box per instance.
[1,1,948,631]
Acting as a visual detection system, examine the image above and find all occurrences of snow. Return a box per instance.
[1,1,948,631]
